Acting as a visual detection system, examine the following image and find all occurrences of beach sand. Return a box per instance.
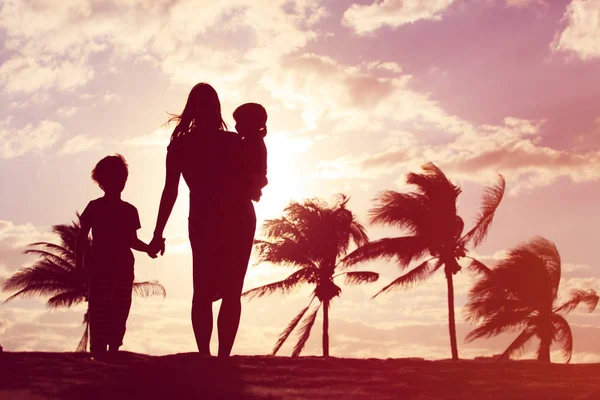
[1,352,599,399]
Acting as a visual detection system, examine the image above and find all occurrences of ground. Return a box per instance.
[1,352,599,399]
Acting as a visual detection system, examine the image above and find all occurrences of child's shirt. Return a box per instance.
[80,197,140,281]
[241,134,268,201]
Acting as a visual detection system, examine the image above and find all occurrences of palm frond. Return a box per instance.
[26,242,76,261]
[132,281,166,298]
[555,289,599,314]
[524,236,561,300]
[23,248,75,271]
[464,257,492,278]
[464,310,532,342]
[261,217,303,241]
[373,258,440,298]
[499,326,536,361]
[2,261,74,293]
[348,220,369,248]
[291,303,321,357]
[467,238,559,315]
[254,239,316,269]
[461,175,505,247]
[341,271,379,286]
[47,290,86,309]
[272,302,312,355]
[369,191,429,235]
[340,236,428,269]
[406,162,461,199]
[3,282,79,303]
[242,268,315,300]
[551,314,573,363]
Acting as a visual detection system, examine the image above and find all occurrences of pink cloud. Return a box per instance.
[343,0,457,35]
[552,0,600,60]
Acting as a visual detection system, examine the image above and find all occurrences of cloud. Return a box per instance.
[124,126,172,147]
[0,118,63,159]
[438,118,600,191]
[0,221,53,274]
[314,116,600,192]
[262,53,468,133]
[342,0,457,35]
[0,54,94,94]
[102,92,121,103]
[0,0,326,95]
[59,134,102,155]
[365,61,403,74]
[505,0,548,8]
[57,106,78,118]
[552,0,600,60]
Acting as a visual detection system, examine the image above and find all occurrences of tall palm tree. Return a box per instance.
[243,196,378,357]
[2,215,166,352]
[465,236,598,363]
[344,162,505,360]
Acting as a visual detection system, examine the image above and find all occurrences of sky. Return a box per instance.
[0,0,599,362]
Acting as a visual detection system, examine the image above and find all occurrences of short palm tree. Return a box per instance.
[465,236,598,363]
[243,196,378,357]
[344,162,505,360]
[2,215,166,352]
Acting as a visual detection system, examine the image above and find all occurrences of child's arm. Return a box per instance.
[131,232,158,259]
[130,207,160,258]
[249,139,268,201]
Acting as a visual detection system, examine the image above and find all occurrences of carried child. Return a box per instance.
[75,154,157,357]
[233,103,268,202]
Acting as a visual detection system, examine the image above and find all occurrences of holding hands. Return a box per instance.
[148,235,166,258]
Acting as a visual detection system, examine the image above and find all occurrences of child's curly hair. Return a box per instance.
[92,154,128,191]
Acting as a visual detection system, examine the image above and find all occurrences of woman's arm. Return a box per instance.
[150,149,181,255]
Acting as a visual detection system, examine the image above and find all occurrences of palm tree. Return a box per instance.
[343,162,505,360]
[2,215,166,352]
[465,236,599,363]
[243,195,379,357]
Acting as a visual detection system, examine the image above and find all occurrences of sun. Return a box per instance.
[253,131,313,222]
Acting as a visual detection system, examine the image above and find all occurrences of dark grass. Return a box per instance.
[1,352,600,399]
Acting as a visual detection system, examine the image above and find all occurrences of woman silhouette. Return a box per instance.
[149,83,256,357]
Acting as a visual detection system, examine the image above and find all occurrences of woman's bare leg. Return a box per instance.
[191,296,213,355]
[217,295,242,358]
[217,203,256,358]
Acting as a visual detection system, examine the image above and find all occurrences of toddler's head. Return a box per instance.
[92,154,129,194]
[233,103,267,138]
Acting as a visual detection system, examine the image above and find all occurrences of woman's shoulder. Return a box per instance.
[221,130,242,141]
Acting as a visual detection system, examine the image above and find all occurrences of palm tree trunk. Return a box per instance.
[76,310,90,352]
[537,321,552,362]
[445,268,459,360]
[537,338,551,362]
[322,299,330,357]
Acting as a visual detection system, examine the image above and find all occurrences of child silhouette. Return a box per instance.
[76,154,158,357]
[233,103,268,202]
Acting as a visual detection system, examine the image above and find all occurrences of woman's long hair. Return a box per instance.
[167,83,228,141]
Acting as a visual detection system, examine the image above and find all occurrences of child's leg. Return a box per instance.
[89,279,112,354]
[108,280,133,352]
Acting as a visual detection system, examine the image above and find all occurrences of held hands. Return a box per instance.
[148,235,166,258]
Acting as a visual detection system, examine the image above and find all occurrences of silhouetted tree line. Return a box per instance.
[244,163,598,362]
